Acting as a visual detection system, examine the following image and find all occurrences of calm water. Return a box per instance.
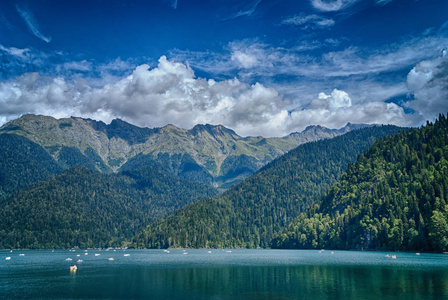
[1,249,448,299]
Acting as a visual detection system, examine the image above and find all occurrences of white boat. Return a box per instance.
[66,258,73,261]
[124,254,130,257]
[5,257,11,260]
[95,253,100,256]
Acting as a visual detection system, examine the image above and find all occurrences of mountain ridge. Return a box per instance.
[0,114,373,189]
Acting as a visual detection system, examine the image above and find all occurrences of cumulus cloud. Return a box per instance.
[16,5,52,43]
[282,14,335,30]
[316,89,352,110]
[0,56,416,137]
[406,50,448,121]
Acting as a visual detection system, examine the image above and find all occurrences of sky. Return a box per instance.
[0,0,447,137]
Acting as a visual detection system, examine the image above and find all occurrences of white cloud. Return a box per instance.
[229,0,262,19]
[289,91,413,132]
[318,89,352,110]
[231,51,259,69]
[282,14,335,29]
[0,45,30,59]
[0,56,417,137]
[376,0,394,6]
[60,60,93,72]
[406,50,448,121]
[310,0,360,12]
[16,5,52,43]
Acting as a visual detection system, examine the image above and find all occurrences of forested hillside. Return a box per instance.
[0,134,62,200]
[133,125,403,249]
[272,114,448,252]
[0,166,217,249]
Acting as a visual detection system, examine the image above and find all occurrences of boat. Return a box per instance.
[95,253,100,256]
[77,259,83,263]
[5,257,11,260]
[124,254,130,257]
[70,265,77,271]
[66,258,73,261]
[19,254,25,256]
[108,258,114,261]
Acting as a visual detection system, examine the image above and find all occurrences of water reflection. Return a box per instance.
[1,250,447,299]
[78,263,448,299]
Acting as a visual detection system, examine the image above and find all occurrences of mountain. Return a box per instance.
[0,114,370,189]
[0,165,217,249]
[132,125,404,249]
[272,114,448,253]
[0,134,63,200]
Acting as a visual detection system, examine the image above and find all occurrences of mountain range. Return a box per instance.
[5,113,446,253]
[0,114,368,190]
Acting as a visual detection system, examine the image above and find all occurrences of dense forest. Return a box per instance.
[0,134,63,200]
[0,166,217,249]
[272,114,448,252]
[133,125,403,249]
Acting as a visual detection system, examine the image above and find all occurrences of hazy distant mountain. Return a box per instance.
[0,114,369,189]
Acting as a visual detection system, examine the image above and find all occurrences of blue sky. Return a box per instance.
[0,0,447,136]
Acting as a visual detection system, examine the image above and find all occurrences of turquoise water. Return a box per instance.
[1,249,447,299]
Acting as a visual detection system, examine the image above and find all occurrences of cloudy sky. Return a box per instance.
[0,0,447,137]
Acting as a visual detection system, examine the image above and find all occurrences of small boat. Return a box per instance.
[124,254,130,257]
[208,251,212,254]
[19,254,25,256]
[391,255,397,259]
[70,265,77,271]
[108,258,114,261]
[76,254,80,257]
[95,253,100,256]
[5,257,11,260]
[77,259,83,263]
[66,258,73,261]
[416,253,420,256]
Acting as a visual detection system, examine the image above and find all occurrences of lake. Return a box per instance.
[1,249,447,299]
